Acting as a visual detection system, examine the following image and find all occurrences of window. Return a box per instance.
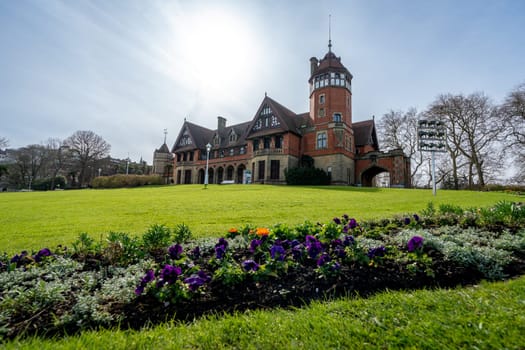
[240,146,246,154]
[319,94,325,104]
[271,115,280,127]
[270,160,280,180]
[229,148,234,156]
[258,160,265,180]
[275,135,282,149]
[253,139,259,151]
[319,107,325,118]
[263,137,271,149]
[317,132,327,149]
[229,130,237,143]
[333,113,342,123]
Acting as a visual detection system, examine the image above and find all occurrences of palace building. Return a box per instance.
[154,42,411,187]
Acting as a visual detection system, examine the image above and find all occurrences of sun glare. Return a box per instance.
[173,7,261,97]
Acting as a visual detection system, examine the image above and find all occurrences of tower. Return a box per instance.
[306,36,355,184]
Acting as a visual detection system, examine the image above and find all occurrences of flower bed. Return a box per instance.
[1,201,524,340]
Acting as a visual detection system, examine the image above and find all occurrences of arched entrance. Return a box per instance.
[236,164,246,183]
[198,169,205,184]
[226,165,235,181]
[217,167,224,184]
[208,168,215,184]
[360,166,389,187]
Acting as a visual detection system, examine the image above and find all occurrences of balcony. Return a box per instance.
[254,148,283,156]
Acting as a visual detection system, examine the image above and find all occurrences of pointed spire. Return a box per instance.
[328,14,332,52]
[163,128,168,144]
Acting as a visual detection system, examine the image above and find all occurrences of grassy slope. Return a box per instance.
[0,185,520,253]
[7,276,525,349]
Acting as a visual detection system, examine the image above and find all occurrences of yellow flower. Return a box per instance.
[256,227,270,237]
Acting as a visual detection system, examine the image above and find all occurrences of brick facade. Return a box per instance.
[163,46,411,187]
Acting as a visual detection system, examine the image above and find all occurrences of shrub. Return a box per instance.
[32,176,66,191]
[173,223,193,243]
[285,167,331,185]
[142,224,172,253]
[91,175,163,188]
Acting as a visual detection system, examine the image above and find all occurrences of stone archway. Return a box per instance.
[236,164,246,184]
[198,168,205,184]
[360,166,389,187]
[208,168,215,184]
[217,167,224,184]
[226,165,235,181]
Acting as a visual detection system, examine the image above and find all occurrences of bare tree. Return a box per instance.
[426,93,502,188]
[10,145,48,189]
[377,108,426,186]
[500,83,525,183]
[0,137,8,149]
[64,130,111,187]
[42,138,72,190]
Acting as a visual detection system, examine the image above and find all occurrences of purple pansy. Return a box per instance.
[215,238,229,259]
[242,259,260,272]
[305,236,323,259]
[367,246,386,259]
[333,217,342,225]
[407,236,424,252]
[159,264,182,286]
[190,246,200,259]
[135,269,156,296]
[316,253,331,267]
[348,218,358,229]
[343,235,355,246]
[168,244,183,260]
[215,245,226,259]
[184,270,210,291]
[404,217,411,225]
[249,239,262,253]
[270,244,286,261]
[291,244,304,261]
[34,248,52,262]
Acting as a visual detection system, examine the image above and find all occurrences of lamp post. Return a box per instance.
[417,119,446,196]
[204,143,211,189]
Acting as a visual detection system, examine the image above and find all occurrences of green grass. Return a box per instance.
[6,276,524,349]
[0,185,520,254]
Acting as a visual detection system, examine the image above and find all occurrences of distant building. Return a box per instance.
[152,142,173,184]
[164,43,411,187]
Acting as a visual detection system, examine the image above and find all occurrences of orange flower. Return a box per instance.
[228,227,238,234]
[256,227,270,237]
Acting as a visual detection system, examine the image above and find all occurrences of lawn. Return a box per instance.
[5,276,525,349]
[0,185,520,254]
[1,185,523,349]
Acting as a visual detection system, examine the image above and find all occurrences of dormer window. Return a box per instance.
[229,130,237,143]
[213,134,220,146]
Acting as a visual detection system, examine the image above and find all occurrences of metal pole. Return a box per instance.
[432,151,436,196]
[204,149,210,189]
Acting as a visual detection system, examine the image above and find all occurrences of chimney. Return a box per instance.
[217,116,226,131]
[310,57,318,76]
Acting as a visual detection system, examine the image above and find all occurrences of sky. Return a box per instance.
[1,0,524,163]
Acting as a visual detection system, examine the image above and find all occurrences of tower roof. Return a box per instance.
[310,49,353,81]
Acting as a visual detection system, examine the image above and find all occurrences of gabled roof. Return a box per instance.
[246,95,304,139]
[172,121,214,152]
[353,119,379,149]
[214,121,252,149]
